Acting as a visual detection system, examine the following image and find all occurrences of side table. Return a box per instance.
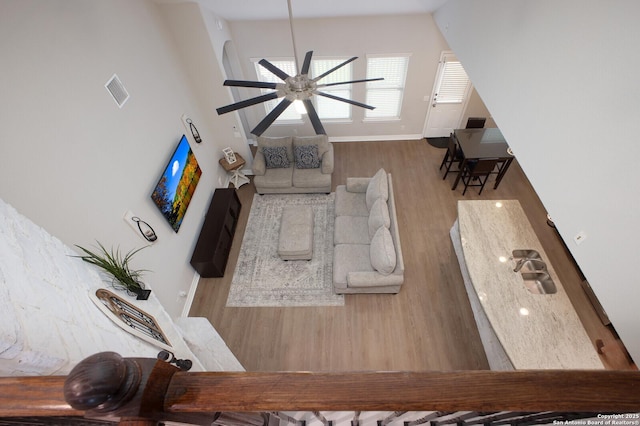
[219,152,249,188]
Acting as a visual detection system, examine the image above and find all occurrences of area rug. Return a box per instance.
[226,193,344,307]
[426,136,449,148]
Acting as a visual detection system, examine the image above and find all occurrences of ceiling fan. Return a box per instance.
[215,0,383,137]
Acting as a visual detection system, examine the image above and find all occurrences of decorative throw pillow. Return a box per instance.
[294,144,321,169]
[370,226,396,275]
[365,168,389,210]
[368,198,390,239]
[262,146,290,169]
[294,135,329,157]
[258,136,293,162]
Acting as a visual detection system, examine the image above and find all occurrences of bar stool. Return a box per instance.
[460,158,499,195]
[439,133,464,180]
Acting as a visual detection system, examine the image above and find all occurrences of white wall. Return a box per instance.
[157,2,253,167]
[227,14,450,140]
[0,197,211,375]
[433,0,640,364]
[0,0,240,317]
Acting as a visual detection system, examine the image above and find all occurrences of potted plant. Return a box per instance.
[74,241,151,300]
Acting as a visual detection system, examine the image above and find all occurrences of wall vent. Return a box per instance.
[105,74,130,108]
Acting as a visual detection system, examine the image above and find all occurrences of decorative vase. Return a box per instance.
[110,277,151,301]
[133,287,151,301]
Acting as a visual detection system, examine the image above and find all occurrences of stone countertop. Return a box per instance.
[457,200,603,369]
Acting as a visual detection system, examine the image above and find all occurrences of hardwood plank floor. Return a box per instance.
[189,140,635,372]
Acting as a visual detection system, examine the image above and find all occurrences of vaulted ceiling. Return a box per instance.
[155,0,449,21]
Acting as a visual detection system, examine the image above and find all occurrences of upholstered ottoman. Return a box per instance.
[278,205,314,260]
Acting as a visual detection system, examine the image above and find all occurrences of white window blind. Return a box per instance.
[254,60,300,121]
[312,59,352,120]
[365,55,410,119]
[435,61,470,103]
[253,58,353,121]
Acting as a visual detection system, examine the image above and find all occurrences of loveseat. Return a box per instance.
[333,168,405,294]
[252,135,334,194]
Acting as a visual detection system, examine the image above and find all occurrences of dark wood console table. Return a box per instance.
[190,188,241,278]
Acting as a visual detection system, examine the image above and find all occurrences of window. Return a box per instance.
[365,55,410,119]
[434,60,470,104]
[254,59,300,121]
[253,58,353,122]
[312,59,352,120]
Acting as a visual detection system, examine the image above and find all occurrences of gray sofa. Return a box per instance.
[333,168,405,294]
[252,135,334,194]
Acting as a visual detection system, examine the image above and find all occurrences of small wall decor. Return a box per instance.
[181,113,201,144]
[187,118,202,143]
[124,210,157,243]
[90,288,172,351]
[132,216,157,242]
[222,147,237,164]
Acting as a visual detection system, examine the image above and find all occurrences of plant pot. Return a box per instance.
[134,288,151,300]
[110,277,151,300]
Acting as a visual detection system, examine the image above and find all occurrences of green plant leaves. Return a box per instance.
[73,241,149,291]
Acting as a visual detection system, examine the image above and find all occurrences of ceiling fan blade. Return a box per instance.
[315,91,376,110]
[300,51,313,75]
[224,80,278,89]
[312,56,357,82]
[317,77,385,88]
[302,99,326,135]
[258,59,290,81]
[251,98,293,136]
[216,92,280,115]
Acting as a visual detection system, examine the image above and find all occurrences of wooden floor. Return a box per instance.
[190,140,635,372]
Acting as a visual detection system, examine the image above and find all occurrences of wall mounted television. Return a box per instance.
[151,135,202,232]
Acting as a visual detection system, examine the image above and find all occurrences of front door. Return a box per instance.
[423,51,472,138]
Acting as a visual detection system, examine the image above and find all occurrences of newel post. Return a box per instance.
[63,351,216,425]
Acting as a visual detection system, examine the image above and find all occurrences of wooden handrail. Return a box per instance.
[0,376,82,417]
[165,370,640,412]
[1,369,639,418]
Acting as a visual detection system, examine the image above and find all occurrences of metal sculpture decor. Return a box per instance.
[186,117,202,143]
[216,0,383,136]
[90,288,172,351]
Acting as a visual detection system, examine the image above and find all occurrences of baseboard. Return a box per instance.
[248,134,422,144]
[180,271,200,318]
[328,134,423,143]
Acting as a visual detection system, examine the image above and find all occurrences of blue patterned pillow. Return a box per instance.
[294,144,321,169]
[262,146,290,168]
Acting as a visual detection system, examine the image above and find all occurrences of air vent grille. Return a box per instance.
[105,74,130,108]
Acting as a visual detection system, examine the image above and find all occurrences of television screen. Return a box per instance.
[151,135,202,232]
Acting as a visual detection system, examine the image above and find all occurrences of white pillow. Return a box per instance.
[368,198,390,239]
[370,226,396,275]
[365,168,388,210]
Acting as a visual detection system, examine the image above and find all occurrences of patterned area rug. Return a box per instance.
[226,193,344,307]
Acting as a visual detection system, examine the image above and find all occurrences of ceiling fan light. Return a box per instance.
[294,99,307,114]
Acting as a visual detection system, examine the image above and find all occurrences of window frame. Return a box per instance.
[252,57,303,124]
[251,56,354,124]
[364,53,411,121]
[433,59,471,105]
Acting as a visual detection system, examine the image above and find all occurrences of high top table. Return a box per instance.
[451,128,514,190]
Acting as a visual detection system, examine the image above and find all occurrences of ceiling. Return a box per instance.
[161,0,449,21]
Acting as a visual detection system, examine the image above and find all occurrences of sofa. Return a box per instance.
[333,168,405,294]
[252,135,334,194]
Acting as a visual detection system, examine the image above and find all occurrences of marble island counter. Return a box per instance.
[450,200,603,370]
